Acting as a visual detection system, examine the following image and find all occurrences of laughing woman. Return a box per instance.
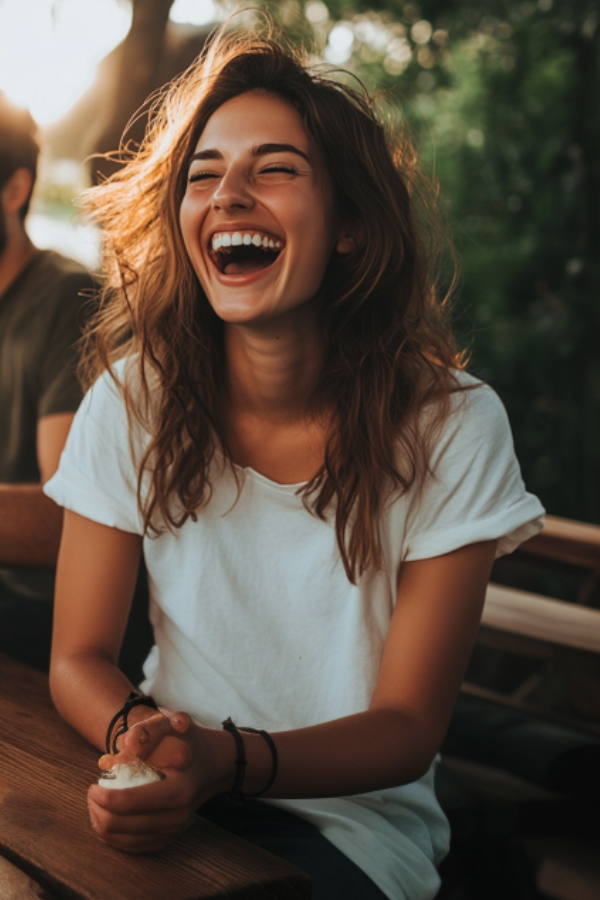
[45,26,544,900]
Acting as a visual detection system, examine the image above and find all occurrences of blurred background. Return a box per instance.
[1,0,598,533]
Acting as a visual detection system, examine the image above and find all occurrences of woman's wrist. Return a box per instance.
[214,722,276,799]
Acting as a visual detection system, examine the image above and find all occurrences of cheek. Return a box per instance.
[178,198,194,251]
[298,205,338,275]
[179,199,206,273]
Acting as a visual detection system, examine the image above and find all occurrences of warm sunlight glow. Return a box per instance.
[169,0,218,27]
[0,0,131,125]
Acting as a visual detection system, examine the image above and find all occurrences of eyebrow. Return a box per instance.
[188,143,311,165]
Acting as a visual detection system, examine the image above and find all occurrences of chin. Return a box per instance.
[210,303,268,326]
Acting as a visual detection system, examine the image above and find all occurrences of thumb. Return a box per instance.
[159,708,192,734]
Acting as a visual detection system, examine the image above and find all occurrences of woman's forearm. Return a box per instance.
[50,651,154,753]
[201,705,436,800]
[51,513,147,752]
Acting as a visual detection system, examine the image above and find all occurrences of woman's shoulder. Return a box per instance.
[83,356,148,418]
[445,369,509,432]
[76,356,158,455]
[422,368,516,473]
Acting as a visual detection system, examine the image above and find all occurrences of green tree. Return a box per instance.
[58,0,598,521]
[287,0,599,521]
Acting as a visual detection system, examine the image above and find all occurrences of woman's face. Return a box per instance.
[179,91,347,330]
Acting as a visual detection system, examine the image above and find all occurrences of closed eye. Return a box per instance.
[188,170,220,183]
[261,165,298,175]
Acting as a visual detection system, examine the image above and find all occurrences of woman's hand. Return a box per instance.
[104,708,195,771]
[88,711,227,853]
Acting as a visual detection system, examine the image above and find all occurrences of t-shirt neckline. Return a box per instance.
[212,446,310,493]
[231,459,309,494]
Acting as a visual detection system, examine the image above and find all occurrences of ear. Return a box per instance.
[335,218,364,255]
[1,167,34,215]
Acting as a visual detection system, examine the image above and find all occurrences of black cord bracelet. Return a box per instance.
[221,717,278,801]
[105,691,160,754]
[221,717,247,800]
[239,726,279,798]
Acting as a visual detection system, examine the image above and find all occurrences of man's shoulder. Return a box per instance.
[32,249,96,292]
[15,249,97,325]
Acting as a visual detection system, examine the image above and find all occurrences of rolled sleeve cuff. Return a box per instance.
[404,494,545,561]
[44,461,143,535]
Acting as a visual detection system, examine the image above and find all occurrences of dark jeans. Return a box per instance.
[0,582,53,671]
[0,568,153,680]
[199,796,389,900]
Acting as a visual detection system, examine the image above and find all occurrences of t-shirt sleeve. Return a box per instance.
[403,383,545,561]
[43,368,144,535]
[37,273,95,418]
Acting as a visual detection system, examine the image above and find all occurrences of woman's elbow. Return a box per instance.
[376,707,443,786]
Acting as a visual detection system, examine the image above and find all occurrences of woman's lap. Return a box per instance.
[198,796,389,900]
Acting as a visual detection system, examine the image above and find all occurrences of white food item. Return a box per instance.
[98,760,162,790]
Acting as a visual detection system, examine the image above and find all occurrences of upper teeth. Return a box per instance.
[212,232,282,251]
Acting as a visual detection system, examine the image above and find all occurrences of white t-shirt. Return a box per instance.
[45,363,544,900]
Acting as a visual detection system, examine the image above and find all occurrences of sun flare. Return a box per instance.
[0,0,131,125]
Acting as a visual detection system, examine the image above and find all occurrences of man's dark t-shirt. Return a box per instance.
[0,249,95,600]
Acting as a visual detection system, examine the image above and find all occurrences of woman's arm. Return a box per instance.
[223,537,499,796]
[50,510,150,748]
[85,537,497,851]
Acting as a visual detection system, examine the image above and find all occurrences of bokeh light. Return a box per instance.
[0,0,131,125]
[169,0,217,26]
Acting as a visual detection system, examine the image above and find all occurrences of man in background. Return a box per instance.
[0,92,96,670]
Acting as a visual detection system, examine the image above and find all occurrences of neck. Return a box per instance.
[0,224,36,300]
[224,313,324,422]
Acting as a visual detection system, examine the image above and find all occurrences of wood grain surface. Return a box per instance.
[0,654,311,900]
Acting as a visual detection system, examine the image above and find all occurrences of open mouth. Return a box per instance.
[209,231,283,276]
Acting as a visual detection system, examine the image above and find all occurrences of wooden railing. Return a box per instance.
[471,515,600,735]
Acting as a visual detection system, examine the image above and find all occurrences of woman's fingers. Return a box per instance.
[118,711,192,766]
[87,781,196,851]
[89,780,175,813]
[162,710,192,733]
[146,735,193,770]
[98,752,118,771]
[117,713,170,758]
[120,731,192,770]
[87,715,204,853]
[89,797,189,836]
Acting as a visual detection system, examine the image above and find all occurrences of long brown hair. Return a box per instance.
[81,23,466,582]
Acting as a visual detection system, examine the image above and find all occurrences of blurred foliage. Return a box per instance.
[257,0,599,522]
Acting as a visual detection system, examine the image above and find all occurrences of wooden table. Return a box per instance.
[0,653,311,900]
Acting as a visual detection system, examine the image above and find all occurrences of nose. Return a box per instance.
[211,167,254,212]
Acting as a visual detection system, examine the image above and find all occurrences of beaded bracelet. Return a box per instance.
[105,691,160,754]
[221,717,279,801]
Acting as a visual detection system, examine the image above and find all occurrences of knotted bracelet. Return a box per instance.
[105,691,160,754]
[221,717,279,801]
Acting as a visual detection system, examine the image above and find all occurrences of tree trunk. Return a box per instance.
[90,0,175,183]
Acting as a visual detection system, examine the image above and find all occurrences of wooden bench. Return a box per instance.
[467,514,600,734]
[438,515,600,900]
[0,653,311,900]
